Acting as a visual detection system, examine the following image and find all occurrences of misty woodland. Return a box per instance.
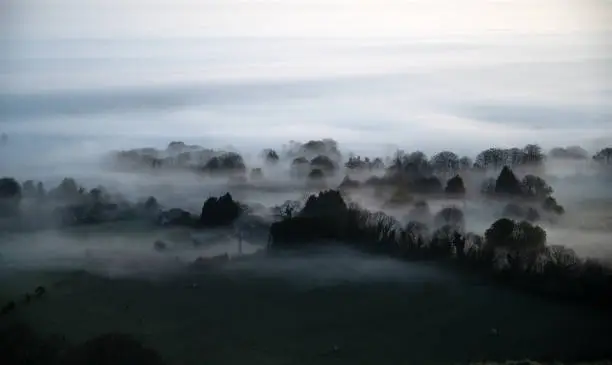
[1,139,611,313]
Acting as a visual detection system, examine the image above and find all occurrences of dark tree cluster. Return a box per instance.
[284,138,342,162]
[0,176,249,232]
[474,144,544,170]
[291,155,339,179]
[593,147,612,165]
[200,193,243,227]
[0,177,21,217]
[345,155,385,170]
[267,190,612,307]
[111,141,248,175]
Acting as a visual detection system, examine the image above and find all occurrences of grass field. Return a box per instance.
[2,245,611,365]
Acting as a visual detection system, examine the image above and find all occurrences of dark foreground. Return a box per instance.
[1,251,612,365]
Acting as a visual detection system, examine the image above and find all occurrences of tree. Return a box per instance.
[475,148,506,170]
[521,174,553,200]
[485,218,547,271]
[495,166,522,195]
[345,156,367,170]
[0,177,21,217]
[445,175,466,195]
[200,193,242,227]
[308,168,325,180]
[544,245,579,273]
[262,149,279,164]
[411,176,443,194]
[430,151,459,174]
[311,155,336,172]
[22,180,37,198]
[458,156,473,171]
[203,152,246,173]
[593,147,612,164]
[522,144,544,165]
[542,196,565,215]
[275,200,301,219]
[506,147,525,167]
[290,157,310,178]
[403,151,431,176]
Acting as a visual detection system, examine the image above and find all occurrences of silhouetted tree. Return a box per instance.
[445,175,466,195]
[474,148,506,170]
[200,193,242,227]
[371,157,385,169]
[308,168,325,180]
[593,147,612,164]
[542,196,565,215]
[290,157,310,178]
[521,174,553,200]
[411,176,443,194]
[262,149,279,164]
[430,151,459,174]
[495,166,522,195]
[0,177,21,217]
[345,155,368,170]
[300,190,347,220]
[522,144,544,165]
[485,218,546,271]
[338,176,360,189]
[506,147,525,167]
[275,200,301,219]
[311,155,336,172]
[203,152,246,173]
[50,178,81,201]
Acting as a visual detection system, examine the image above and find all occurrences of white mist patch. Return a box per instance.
[0,225,261,280]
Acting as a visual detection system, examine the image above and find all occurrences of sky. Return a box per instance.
[0,0,611,169]
[3,0,612,39]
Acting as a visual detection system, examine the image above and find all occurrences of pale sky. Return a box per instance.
[3,0,612,39]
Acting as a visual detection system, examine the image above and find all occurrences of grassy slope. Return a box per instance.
[2,257,611,365]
